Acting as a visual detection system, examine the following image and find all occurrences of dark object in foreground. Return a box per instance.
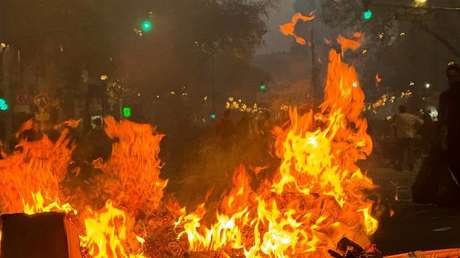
[412,148,460,206]
[328,237,383,258]
[1,212,82,258]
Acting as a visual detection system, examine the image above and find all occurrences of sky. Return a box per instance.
[256,0,295,55]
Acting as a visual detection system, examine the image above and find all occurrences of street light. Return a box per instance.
[414,0,427,7]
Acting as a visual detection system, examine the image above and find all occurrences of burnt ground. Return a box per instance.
[368,166,460,256]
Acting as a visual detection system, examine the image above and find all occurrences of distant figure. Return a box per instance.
[393,105,424,171]
[440,63,460,181]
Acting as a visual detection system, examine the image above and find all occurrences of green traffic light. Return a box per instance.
[363,9,373,20]
[141,20,153,32]
[210,112,217,120]
[122,106,132,118]
[259,83,267,92]
[0,98,8,111]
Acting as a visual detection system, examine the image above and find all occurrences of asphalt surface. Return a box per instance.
[369,167,460,256]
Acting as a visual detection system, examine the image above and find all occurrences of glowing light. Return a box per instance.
[425,83,431,89]
[363,9,373,20]
[100,74,108,81]
[140,20,153,32]
[259,83,268,92]
[210,112,217,120]
[0,98,8,111]
[122,106,132,118]
[427,106,439,121]
[414,0,427,6]
[375,74,382,84]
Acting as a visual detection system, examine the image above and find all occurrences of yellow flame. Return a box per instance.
[175,48,378,257]
[22,191,77,215]
[80,201,145,258]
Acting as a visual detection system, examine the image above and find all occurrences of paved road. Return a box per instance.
[369,167,460,255]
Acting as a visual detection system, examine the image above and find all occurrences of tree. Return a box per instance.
[0,0,275,119]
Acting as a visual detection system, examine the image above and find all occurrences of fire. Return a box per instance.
[0,118,163,258]
[0,121,75,213]
[175,45,378,256]
[337,32,363,53]
[80,201,145,258]
[280,12,315,45]
[92,117,167,217]
[23,191,77,215]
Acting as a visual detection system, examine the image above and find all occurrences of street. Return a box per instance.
[370,166,460,255]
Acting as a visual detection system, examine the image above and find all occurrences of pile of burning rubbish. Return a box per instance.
[0,32,456,258]
[0,34,381,258]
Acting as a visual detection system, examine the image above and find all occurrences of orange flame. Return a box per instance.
[92,117,167,217]
[80,201,145,258]
[176,46,378,256]
[337,32,363,53]
[0,123,74,213]
[280,12,315,45]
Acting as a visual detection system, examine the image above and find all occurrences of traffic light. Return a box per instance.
[259,82,267,92]
[122,106,132,118]
[210,112,217,120]
[362,0,373,21]
[362,9,373,20]
[140,20,153,32]
[0,98,9,111]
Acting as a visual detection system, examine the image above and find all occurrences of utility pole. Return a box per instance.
[310,24,320,104]
[310,0,322,104]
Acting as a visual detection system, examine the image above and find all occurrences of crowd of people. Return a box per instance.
[391,63,460,206]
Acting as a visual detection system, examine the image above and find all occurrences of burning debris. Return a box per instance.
[173,43,378,256]
[0,36,382,258]
[0,28,380,258]
[0,118,167,258]
[280,12,315,46]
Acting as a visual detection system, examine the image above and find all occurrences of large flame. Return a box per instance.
[0,118,165,258]
[92,117,167,217]
[175,47,378,257]
[80,201,145,258]
[0,121,75,213]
